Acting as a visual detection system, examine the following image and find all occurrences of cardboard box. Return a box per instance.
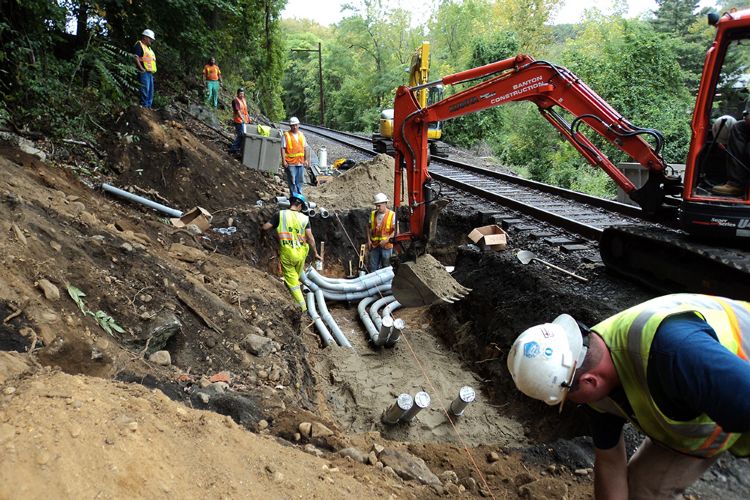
[468,224,507,251]
[170,207,213,233]
[316,175,333,186]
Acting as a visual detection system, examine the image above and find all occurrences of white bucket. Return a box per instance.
[319,146,327,169]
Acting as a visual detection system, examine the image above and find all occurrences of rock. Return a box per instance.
[462,477,477,491]
[487,451,500,463]
[367,451,378,465]
[445,483,460,495]
[17,138,46,160]
[70,201,87,215]
[298,422,312,437]
[50,241,62,252]
[372,443,385,455]
[517,477,569,500]
[304,444,323,457]
[383,466,400,481]
[121,242,134,252]
[169,243,205,263]
[3,387,16,396]
[546,464,558,474]
[127,421,138,432]
[209,372,231,384]
[241,333,276,357]
[339,448,368,463]
[258,419,269,430]
[208,382,228,394]
[36,279,60,301]
[513,472,535,487]
[149,350,171,366]
[198,393,210,404]
[293,433,301,442]
[140,311,181,354]
[379,448,441,487]
[440,470,458,484]
[574,468,589,476]
[310,422,334,438]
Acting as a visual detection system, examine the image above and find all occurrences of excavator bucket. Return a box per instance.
[391,254,471,307]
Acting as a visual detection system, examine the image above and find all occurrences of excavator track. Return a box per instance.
[600,225,750,300]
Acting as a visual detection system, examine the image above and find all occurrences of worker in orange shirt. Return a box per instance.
[202,57,222,108]
[229,88,252,154]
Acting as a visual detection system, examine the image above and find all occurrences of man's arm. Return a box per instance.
[305,228,322,260]
[134,44,145,72]
[594,435,628,500]
[261,222,273,231]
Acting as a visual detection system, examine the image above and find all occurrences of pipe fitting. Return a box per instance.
[378,316,393,345]
[401,391,430,422]
[382,394,413,424]
[449,386,476,417]
[320,208,329,219]
[386,318,405,346]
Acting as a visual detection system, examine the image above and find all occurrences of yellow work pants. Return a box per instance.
[280,244,308,311]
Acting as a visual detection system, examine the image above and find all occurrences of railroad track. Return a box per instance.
[300,123,663,242]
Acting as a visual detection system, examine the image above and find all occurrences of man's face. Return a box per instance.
[210,58,215,65]
[238,91,245,99]
[375,202,387,213]
[144,36,153,46]
[290,124,299,132]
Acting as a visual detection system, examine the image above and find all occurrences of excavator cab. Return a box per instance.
[681,24,750,240]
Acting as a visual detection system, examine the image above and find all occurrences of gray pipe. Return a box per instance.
[357,297,379,343]
[369,295,397,330]
[314,289,352,348]
[449,386,476,417]
[386,318,405,347]
[382,300,401,321]
[320,283,391,301]
[320,208,330,219]
[401,391,430,422]
[102,183,182,217]
[307,267,393,292]
[382,394,413,424]
[307,266,392,285]
[307,208,317,218]
[378,316,393,346]
[306,292,334,347]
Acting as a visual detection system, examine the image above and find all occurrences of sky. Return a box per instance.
[281,0,717,26]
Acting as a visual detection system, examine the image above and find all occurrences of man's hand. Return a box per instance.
[379,239,388,248]
[593,438,628,500]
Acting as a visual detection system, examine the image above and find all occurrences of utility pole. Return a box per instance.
[290,43,325,126]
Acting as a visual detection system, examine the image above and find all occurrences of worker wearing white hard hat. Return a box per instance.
[281,117,309,197]
[508,294,750,498]
[366,192,395,271]
[134,29,157,108]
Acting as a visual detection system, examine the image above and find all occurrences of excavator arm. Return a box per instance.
[393,54,676,245]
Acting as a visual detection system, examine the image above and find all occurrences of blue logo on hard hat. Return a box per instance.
[523,341,540,358]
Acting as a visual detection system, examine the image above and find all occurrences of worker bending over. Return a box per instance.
[508,294,750,500]
[262,194,321,311]
[367,193,395,271]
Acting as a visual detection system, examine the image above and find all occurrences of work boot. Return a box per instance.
[712,182,743,196]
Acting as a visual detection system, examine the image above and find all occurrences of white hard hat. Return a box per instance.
[507,314,587,406]
[142,29,155,40]
[712,115,736,145]
[373,192,389,204]
[289,117,300,125]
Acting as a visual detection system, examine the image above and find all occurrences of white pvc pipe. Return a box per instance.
[382,300,402,322]
[307,292,334,347]
[320,283,391,301]
[308,266,392,285]
[357,297,379,344]
[369,295,397,330]
[102,183,183,217]
[314,289,352,348]
[307,267,393,292]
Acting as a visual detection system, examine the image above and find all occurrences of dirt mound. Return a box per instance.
[310,154,395,210]
[0,367,406,499]
[101,106,280,212]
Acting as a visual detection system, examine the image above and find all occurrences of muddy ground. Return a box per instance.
[0,107,748,499]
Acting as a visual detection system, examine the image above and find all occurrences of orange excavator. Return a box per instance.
[390,9,750,307]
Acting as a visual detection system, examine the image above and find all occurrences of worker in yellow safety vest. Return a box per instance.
[366,192,395,271]
[281,117,309,197]
[507,294,750,499]
[134,29,156,108]
[262,193,322,311]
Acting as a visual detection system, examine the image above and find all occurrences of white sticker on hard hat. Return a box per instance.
[540,326,555,338]
[523,341,540,358]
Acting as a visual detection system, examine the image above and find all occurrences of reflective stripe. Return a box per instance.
[370,210,395,248]
[138,41,156,72]
[595,294,750,457]
[276,210,307,248]
[284,131,305,163]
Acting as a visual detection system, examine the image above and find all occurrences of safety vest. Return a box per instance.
[137,41,156,73]
[370,209,395,249]
[283,131,305,164]
[590,294,750,458]
[233,97,250,124]
[276,210,308,250]
[203,64,221,81]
